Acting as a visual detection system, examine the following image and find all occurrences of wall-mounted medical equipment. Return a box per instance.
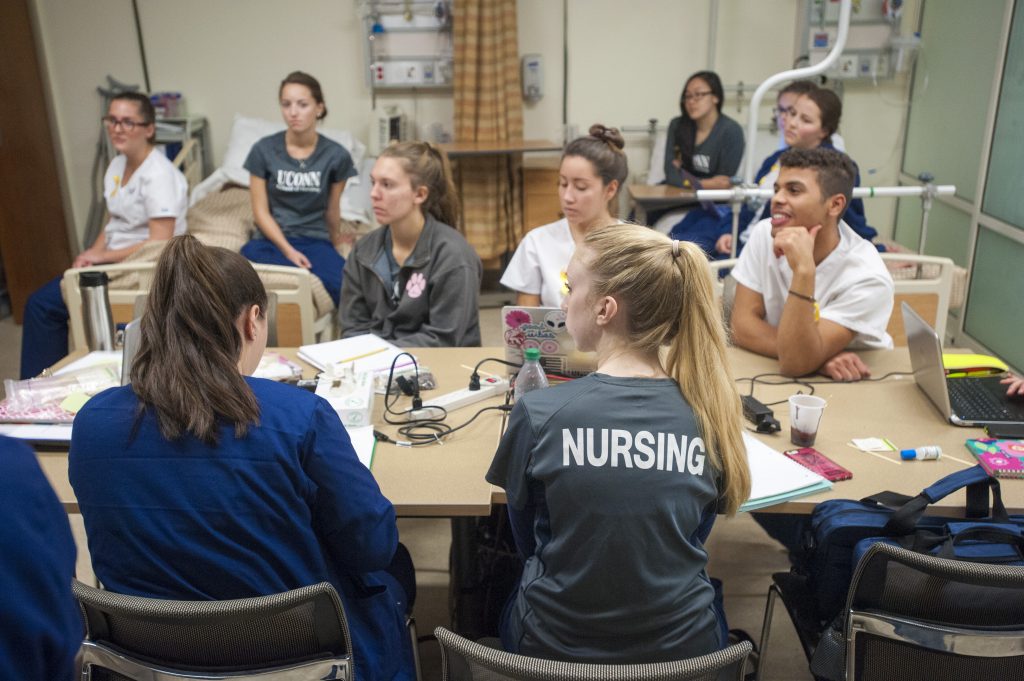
[521,54,543,103]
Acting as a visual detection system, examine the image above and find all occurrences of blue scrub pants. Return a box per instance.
[21,276,68,379]
[240,237,344,306]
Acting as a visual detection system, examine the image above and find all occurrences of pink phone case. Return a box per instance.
[784,447,853,482]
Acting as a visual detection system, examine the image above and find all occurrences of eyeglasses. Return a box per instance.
[101,116,148,131]
[773,106,796,119]
[682,91,714,102]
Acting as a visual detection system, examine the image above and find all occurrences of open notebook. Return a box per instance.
[740,432,833,512]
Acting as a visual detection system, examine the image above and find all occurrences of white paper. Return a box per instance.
[298,334,414,375]
[54,351,122,376]
[0,423,74,443]
[744,432,831,501]
[347,425,376,469]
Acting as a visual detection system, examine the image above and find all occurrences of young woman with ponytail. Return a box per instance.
[487,223,750,662]
[69,235,415,681]
[340,140,482,346]
[501,123,628,307]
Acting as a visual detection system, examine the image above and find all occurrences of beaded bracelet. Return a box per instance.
[788,289,820,322]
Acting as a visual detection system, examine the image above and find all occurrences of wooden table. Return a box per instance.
[36,347,506,517]
[730,347,1008,515]
[628,184,698,224]
[36,346,1019,517]
[437,139,562,158]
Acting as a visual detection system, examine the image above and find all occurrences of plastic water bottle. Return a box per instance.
[514,347,549,401]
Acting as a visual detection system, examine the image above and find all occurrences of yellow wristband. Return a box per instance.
[788,289,820,322]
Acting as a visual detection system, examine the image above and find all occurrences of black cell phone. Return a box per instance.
[986,423,1024,439]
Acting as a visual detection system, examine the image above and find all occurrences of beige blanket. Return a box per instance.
[106,185,373,319]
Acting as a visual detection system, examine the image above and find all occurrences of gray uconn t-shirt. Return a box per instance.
[244,131,356,240]
[487,373,722,662]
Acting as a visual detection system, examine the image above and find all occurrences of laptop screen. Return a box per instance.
[902,302,953,419]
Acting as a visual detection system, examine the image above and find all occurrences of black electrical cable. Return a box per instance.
[735,371,913,406]
[376,354,514,446]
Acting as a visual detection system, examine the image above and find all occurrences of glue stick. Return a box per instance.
[900,446,942,461]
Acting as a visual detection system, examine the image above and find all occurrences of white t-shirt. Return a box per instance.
[103,149,188,251]
[500,218,575,307]
[731,218,894,349]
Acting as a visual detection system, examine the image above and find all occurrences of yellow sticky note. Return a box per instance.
[60,392,91,414]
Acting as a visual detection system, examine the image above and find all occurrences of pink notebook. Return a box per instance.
[965,438,1024,479]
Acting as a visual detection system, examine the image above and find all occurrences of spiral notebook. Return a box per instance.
[965,438,1024,479]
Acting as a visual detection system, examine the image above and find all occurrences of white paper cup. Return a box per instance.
[789,395,827,447]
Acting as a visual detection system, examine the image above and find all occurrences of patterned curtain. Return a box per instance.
[453,0,524,264]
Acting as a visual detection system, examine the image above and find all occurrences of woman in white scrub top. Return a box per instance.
[20,92,186,379]
[500,124,628,308]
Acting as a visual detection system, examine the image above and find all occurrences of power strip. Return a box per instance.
[406,376,509,421]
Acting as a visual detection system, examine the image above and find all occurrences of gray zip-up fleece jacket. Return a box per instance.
[340,215,482,347]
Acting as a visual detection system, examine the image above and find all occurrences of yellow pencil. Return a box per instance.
[337,347,388,364]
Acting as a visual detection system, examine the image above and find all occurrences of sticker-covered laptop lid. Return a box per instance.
[501,306,596,377]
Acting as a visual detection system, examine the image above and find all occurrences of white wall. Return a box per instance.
[32,0,452,246]
[35,0,915,247]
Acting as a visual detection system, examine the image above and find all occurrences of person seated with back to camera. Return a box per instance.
[730,146,894,382]
[69,235,416,681]
[501,124,628,308]
[488,223,751,662]
[0,436,79,679]
[340,141,482,346]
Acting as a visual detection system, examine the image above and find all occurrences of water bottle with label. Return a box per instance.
[514,347,549,401]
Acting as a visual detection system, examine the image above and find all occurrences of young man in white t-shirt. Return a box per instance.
[730,147,893,381]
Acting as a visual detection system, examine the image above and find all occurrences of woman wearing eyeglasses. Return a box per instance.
[664,71,744,191]
[20,92,187,379]
[712,86,875,257]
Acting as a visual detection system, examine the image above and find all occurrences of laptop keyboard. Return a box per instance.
[948,377,1024,421]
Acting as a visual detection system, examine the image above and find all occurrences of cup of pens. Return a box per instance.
[789,394,827,447]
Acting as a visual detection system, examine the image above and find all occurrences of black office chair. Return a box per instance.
[761,542,1024,681]
[73,580,353,680]
[434,625,753,681]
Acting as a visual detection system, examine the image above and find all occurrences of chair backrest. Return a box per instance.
[843,542,1024,680]
[880,253,955,346]
[252,263,335,346]
[171,137,204,191]
[434,626,752,681]
[73,580,353,680]
[63,261,333,351]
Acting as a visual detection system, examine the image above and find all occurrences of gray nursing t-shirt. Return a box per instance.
[487,373,722,663]
[244,131,356,241]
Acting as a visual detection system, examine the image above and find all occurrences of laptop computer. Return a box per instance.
[501,306,596,378]
[902,302,1024,427]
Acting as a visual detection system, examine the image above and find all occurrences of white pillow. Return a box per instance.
[221,114,367,187]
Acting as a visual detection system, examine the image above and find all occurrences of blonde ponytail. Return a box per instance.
[583,226,750,515]
[667,242,750,515]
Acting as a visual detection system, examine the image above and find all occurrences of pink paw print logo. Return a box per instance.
[405,272,427,299]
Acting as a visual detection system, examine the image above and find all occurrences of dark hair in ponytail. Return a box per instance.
[130,235,268,444]
[563,123,628,195]
[379,141,460,226]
